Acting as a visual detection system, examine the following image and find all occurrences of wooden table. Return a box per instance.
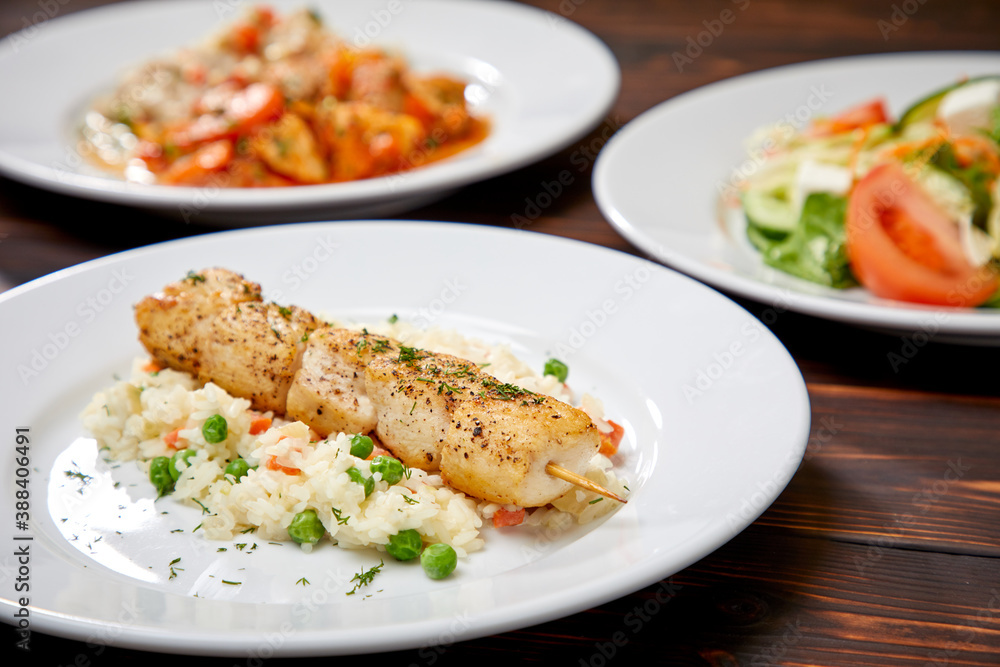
[2,0,999,664]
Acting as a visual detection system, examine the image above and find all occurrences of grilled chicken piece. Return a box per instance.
[364,349,483,470]
[362,345,601,505]
[136,268,604,507]
[135,268,262,377]
[135,268,317,413]
[286,327,397,437]
[441,394,599,507]
[203,301,317,413]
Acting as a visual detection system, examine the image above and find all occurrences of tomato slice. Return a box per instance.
[845,162,998,306]
[812,98,890,135]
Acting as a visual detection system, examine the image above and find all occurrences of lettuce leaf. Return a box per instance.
[747,192,856,288]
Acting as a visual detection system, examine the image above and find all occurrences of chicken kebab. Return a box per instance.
[134,268,625,507]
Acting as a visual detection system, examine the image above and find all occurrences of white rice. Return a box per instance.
[80,324,628,559]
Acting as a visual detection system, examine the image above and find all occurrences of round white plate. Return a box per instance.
[0,222,809,656]
[594,52,1000,344]
[0,0,619,223]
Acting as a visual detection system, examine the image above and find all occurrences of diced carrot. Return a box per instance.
[159,139,234,185]
[264,455,300,475]
[598,420,625,457]
[163,428,183,450]
[249,415,272,435]
[493,507,525,528]
[142,359,164,374]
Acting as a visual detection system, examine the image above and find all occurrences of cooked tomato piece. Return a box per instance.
[159,140,234,185]
[845,162,998,306]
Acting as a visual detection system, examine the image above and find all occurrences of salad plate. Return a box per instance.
[593,52,1000,344]
[0,0,619,224]
[0,222,810,656]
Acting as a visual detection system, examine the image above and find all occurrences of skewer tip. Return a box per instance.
[546,462,628,504]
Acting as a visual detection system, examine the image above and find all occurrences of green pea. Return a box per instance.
[168,448,198,481]
[225,458,251,481]
[370,455,404,486]
[349,434,374,459]
[149,456,175,497]
[202,414,228,443]
[287,509,325,545]
[543,358,569,383]
[346,466,374,497]
[385,529,423,561]
[420,543,457,580]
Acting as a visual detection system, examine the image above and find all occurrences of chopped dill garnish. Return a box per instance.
[480,378,539,402]
[346,560,384,596]
[168,557,183,579]
[277,305,292,319]
[331,507,350,525]
[170,528,184,533]
[235,543,247,551]
[588,497,604,505]
[437,381,461,395]
[222,580,242,586]
[64,468,93,492]
[403,495,418,505]
[185,271,205,284]
[217,547,227,552]
[397,345,428,365]
[297,577,310,586]
[387,314,398,324]
[241,526,257,534]
[193,499,210,514]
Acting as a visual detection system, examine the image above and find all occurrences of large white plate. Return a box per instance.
[0,222,809,656]
[594,52,1000,344]
[0,0,619,223]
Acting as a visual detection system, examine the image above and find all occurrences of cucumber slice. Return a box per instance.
[742,189,797,233]
[896,75,1000,131]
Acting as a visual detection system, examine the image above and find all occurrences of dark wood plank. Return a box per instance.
[764,384,1000,556]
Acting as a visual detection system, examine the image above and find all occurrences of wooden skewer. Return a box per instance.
[546,463,628,503]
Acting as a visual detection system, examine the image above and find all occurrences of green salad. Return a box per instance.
[731,75,1000,307]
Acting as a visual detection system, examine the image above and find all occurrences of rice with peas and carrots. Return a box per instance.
[80,320,628,558]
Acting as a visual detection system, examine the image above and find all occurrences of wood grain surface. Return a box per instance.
[1,0,999,665]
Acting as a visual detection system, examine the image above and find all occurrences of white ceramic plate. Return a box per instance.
[594,52,1000,344]
[0,0,619,223]
[0,222,809,656]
